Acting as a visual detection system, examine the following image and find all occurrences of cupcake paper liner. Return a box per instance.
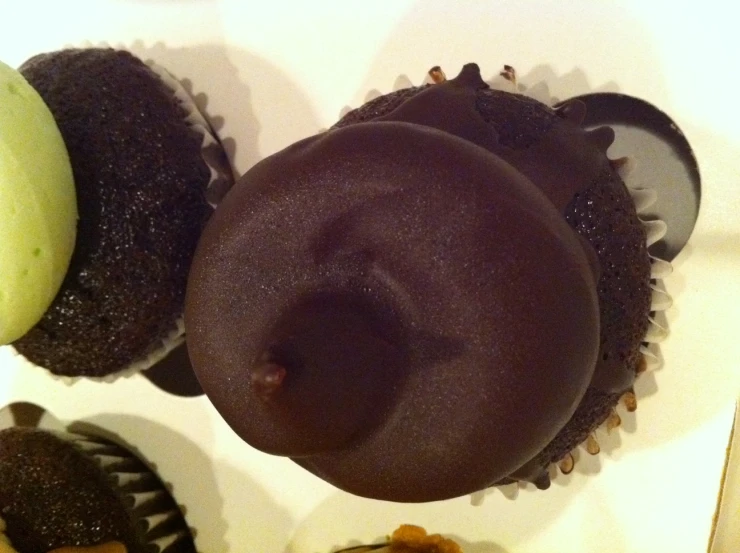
[64,433,193,552]
[0,424,195,553]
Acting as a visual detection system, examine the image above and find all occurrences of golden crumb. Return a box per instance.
[387,525,463,553]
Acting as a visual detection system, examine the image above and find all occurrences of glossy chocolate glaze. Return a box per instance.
[336,64,652,484]
[186,121,601,501]
[376,64,607,213]
[13,49,214,377]
[338,64,650,397]
[0,428,195,553]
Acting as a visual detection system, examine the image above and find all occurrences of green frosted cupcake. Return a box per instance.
[2,47,234,379]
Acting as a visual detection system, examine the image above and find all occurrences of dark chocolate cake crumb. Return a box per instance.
[529,169,652,466]
[334,85,430,128]
[0,427,195,553]
[565,172,651,385]
[474,88,559,149]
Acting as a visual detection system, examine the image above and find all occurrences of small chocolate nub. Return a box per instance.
[556,99,587,125]
[251,362,287,399]
[455,62,488,89]
[428,65,447,83]
[216,291,408,457]
[586,125,616,152]
[533,471,551,490]
[500,64,517,85]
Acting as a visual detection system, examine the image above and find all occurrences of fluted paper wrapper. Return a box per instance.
[56,430,195,553]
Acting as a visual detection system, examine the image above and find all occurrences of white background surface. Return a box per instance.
[1,1,740,552]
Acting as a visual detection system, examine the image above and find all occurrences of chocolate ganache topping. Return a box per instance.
[336,63,652,397]
[186,120,602,502]
[335,64,654,482]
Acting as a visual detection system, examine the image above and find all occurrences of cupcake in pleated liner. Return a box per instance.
[184,60,676,503]
[335,525,462,553]
[0,45,234,381]
[336,63,673,493]
[0,425,196,553]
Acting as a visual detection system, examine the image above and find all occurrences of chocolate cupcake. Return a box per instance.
[0,426,195,553]
[333,63,672,485]
[5,48,234,379]
[185,62,675,502]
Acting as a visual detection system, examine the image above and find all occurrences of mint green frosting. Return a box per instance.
[0,60,77,345]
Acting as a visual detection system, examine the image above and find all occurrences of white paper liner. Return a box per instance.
[10,44,235,384]
[146,59,235,208]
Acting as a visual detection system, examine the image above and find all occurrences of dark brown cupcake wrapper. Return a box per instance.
[62,431,194,553]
